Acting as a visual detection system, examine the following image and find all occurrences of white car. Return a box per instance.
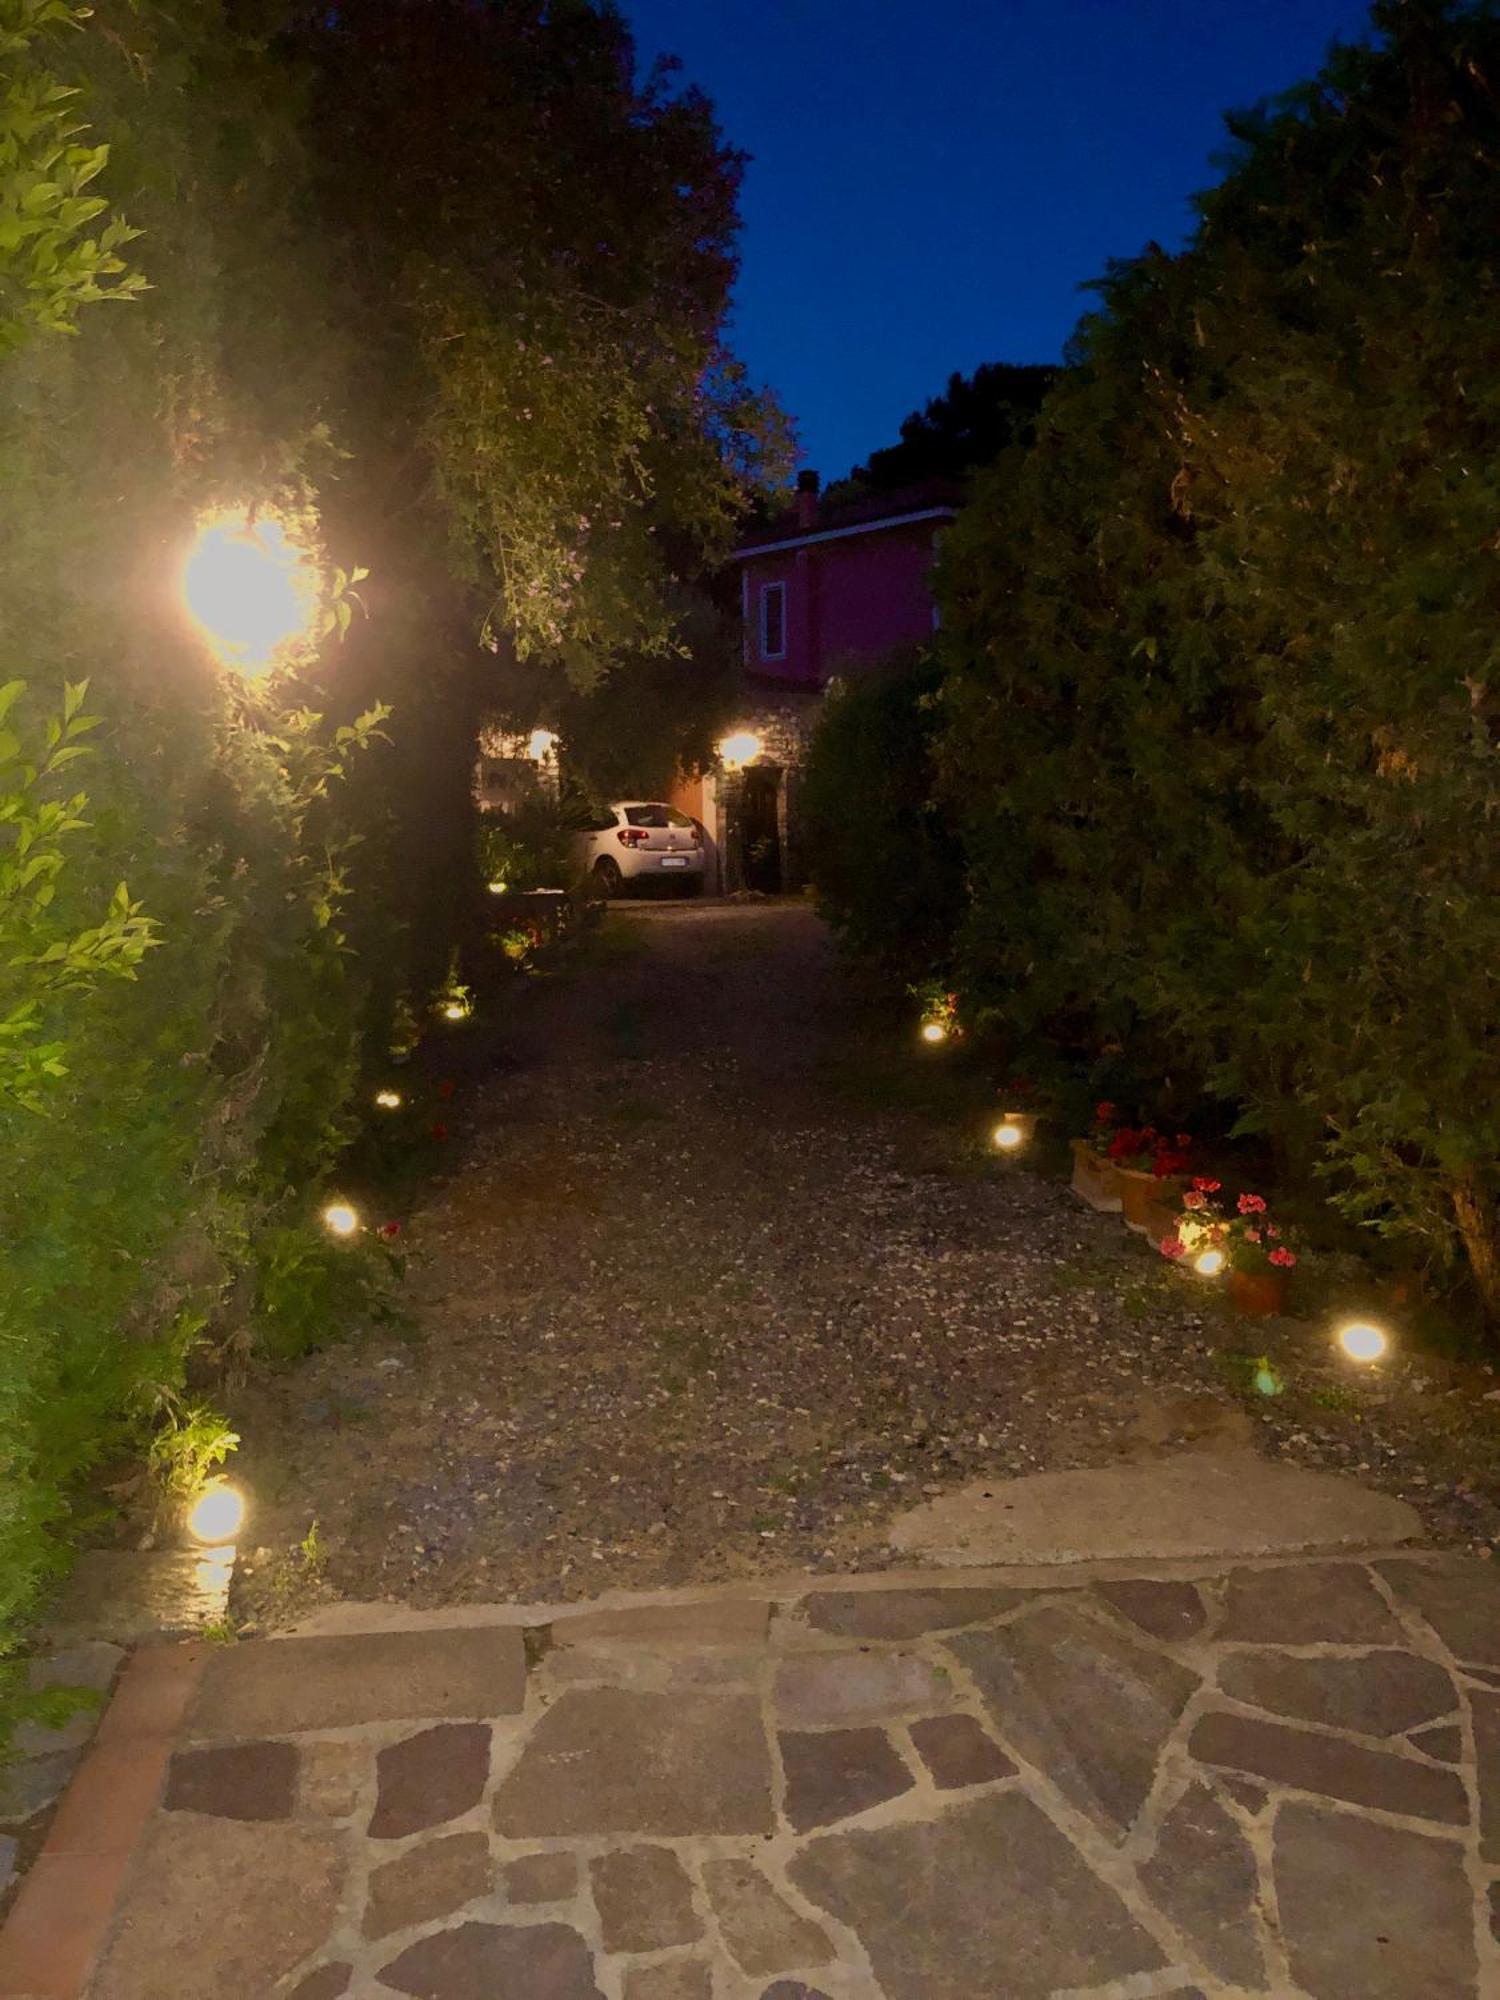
[572,801,705,897]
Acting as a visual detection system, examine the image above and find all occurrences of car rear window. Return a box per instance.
[623,806,694,828]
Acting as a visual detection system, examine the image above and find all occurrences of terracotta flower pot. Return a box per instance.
[1231,1267,1290,1318]
[1070,1139,1121,1211]
[1116,1165,1185,1235]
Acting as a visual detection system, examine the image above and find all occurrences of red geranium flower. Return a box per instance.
[1159,1235,1186,1259]
[1182,1190,1206,1211]
[1192,1176,1221,1193]
[430,1121,449,1141]
[437,1080,456,1100]
[1096,1101,1117,1121]
[379,1220,401,1239]
[1238,1193,1267,1215]
[1268,1246,1297,1268]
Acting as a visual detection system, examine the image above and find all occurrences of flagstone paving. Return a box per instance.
[5,1549,1500,1997]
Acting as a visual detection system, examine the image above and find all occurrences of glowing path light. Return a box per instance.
[322,1201,360,1238]
[188,1481,245,1545]
[1338,1320,1389,1363]
[181,508,320,674]
[920,1020,947,1044]
[374,1089,403,1110]
[1193,1246,1226,1277]
[993,1120,1025,1150]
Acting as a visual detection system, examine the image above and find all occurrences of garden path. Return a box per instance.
[231,899,1500,1624]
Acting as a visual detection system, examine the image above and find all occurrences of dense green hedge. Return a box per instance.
[0,0,780,1664]
[936,0,1500,1323]
[802,650,964,983]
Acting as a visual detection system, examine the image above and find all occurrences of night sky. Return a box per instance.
[624,0,1378,481]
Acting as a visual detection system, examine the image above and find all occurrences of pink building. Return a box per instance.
[733,471,957,687]
[681,472,957,893]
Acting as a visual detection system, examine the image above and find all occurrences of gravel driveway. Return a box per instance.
[231,902,1500,1627]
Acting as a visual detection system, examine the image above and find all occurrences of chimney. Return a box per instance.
[795,468,820,530]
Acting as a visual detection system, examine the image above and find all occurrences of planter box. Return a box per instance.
[1232,1267,1290,1318]
[1116,1165,1186,1236]
[1070,1140,1121,1211]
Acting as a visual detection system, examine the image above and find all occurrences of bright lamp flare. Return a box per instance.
[1193,1247,1227,1277]
[1338,1320,1389,1363]
[374,1089,402,1110]
[322,1201,359,1238]
[188,1482,244,1546]
[920,1020,947,1044]
[993,1120,1025,1151]
[441,999,470,1022]
[528,729,557,762]
[717,730,763,769]
[487,880,508,895]
[181,509,320,674]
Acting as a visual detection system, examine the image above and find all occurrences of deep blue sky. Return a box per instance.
[624,0,1377,481]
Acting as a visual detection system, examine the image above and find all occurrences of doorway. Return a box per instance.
[739,764,782,893]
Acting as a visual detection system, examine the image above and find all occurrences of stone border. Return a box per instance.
[0,1644,206,1998]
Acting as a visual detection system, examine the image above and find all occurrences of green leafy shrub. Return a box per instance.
[802,649,965,983]
[938,0,1500,1325]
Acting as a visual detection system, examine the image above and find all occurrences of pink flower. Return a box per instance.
[1245,1228,1262,1244]
[1265,1224,1280,1239]
[1095,1101,1117,1122]
[1175,1132,1192,1149]
[1192,1177,1221,1193]
[1182,1190,1206,1211]
[1160,1235,1186,1259]
[379,1221,401,1239]
[1237,1193,1267,1215]
[1269,1246,1297,1268]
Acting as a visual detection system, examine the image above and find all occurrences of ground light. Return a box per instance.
[717,730,763,770]
[487,880,508,895]
[1193,1246,1227,1277]
[187,1481,245,1546]
[322,1200,360,1238]
[441,998,471,1022]
[181,507,320,674]
[374,1089,402,1110]
[1338,1320,1390,1363]
[993,1120,1025,1150]
[920,1020,947,1044]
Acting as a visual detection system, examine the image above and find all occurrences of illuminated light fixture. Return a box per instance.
[920,1020,947,1044]
[717,730,763,771]
[528,728,557,762]
[187,1481,245,1546]
[181,507,321,675]
[374,1089,402,1110]
[322,1200,360,1238]
[1193,1246,1227,1277]
[441,998,471,1023]
[1338,1320,1389,1364]
[1253,1363,1284,1397]
[487,880,508,895]
[992,1112,1035,1152]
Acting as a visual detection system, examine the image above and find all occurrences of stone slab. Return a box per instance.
[1275,1801,1477,1997]
[553,1600,771,1648]
[790,1790,1163,1999]
[1377,1557,1500,1668]
[590,1845,701,1950]
[886,1452,1423,1565]
[1216,1648,1455,1737]
[506,1850,580,1903]
[378,1920,605,1999]
[951,1602,1198,1836]
[370,1722,491,1839]
[908,1713,1016,1790]
[802,1588,1023,1640]
[493,1688,773,1837]
[1190,1709,1468,1824]
[702,1857,835,1976]
[43,1550,234,1646]
[186,1626,525,1737]
[1139,1780,1264,1987]
[774,1650,950,1727]
[363,1830,491,1939]
[164,1739,299,1821]
[87,1814,344,1998]
[781,1727,914,1831]
[1218,1562,1403,1646]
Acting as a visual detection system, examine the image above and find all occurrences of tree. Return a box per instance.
[938,0,1500,1321]
[840,361,1057,492]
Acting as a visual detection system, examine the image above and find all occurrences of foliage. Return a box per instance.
[832,361,1057,495]
[0,679,156,1108]
[937,0,1500,1322]
[476,795,573,894]
[801,649,964,981]
[0,0,145,353]
[144,1399,239,1503]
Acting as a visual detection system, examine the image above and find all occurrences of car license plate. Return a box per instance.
[660,855,688,867]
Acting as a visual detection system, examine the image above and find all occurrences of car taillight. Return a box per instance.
[690,826,703,846]
[617,827,650,846]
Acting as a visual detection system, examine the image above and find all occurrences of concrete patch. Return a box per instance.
[886,1451,1423,1566]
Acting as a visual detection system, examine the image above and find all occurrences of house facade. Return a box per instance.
[673,471,957,893]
